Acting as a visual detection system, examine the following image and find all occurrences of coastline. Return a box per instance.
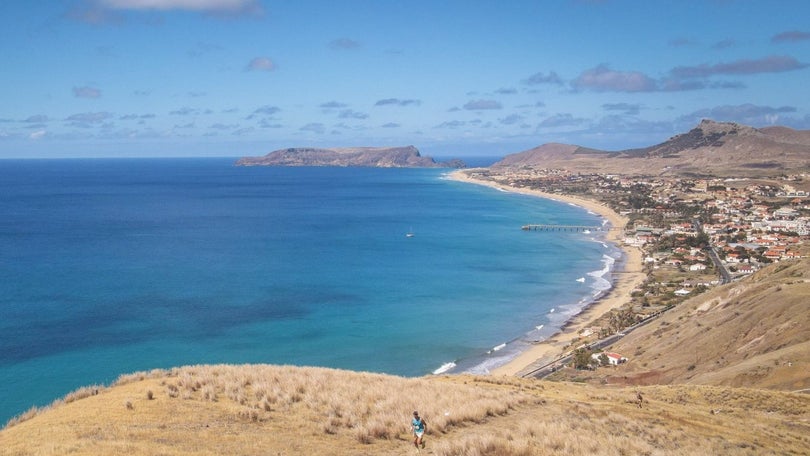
[447,169,646,377]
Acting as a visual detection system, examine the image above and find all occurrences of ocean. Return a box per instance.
[0,158,617,424]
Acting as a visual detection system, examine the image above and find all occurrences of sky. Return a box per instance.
[1,0,809,159]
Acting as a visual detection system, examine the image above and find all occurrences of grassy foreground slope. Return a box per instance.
[2,364,809,455]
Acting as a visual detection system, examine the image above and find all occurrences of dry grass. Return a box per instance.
[553,259,810,391]
[2,365,809,455]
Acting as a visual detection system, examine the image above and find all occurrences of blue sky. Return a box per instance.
[1,0,809,158]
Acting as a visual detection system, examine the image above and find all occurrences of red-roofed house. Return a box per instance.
[591,352,628,366]
[605,353,628,365]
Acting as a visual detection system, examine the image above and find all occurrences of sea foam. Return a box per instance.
[432,362,456,375]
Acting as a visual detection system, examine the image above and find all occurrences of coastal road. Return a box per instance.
[522,312,663,379]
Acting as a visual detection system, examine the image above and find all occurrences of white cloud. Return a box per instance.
[65,112,113,123]
[435,120,467,129]
[330,38,361,50]
[463,100,502,110]
[375,98,420,107]
[538,113,587,128]
[678,103,797,126]
[24,114,50,123]
[524,71,563,85]
[499,114,523,125]
[69,0,262,23]
[300,123,325,134]
[170,107,201,116]
[320,101,348,109]
[232,127,255,136]
[29,130,47,140]
[246,105,280,119]
[73,86,102,98]
[602,103,642,115]
[338,109,368,119]
[98,0,261,13]
[771,30,810,43]
[572,65,657,92]
[246,56,275,72]
[670,55,807,79]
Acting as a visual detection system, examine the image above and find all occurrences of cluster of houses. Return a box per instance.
[473,168,808,373]
[623,180,808,276]
[476,167,808,284]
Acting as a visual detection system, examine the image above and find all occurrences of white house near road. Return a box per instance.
[592,352,628,366]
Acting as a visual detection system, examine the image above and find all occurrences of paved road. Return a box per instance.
[522,313,663,379]
[693,219,731,284]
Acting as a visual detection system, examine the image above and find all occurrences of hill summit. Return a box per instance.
[236,145,465,168]
[494,119,810,176]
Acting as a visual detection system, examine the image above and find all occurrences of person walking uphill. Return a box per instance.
[411,411,427,450]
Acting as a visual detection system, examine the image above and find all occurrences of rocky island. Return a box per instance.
[235,145,465,168]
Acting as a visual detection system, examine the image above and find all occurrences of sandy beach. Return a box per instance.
[448,169,646,377]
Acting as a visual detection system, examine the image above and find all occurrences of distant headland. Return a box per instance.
[235,145,465,168]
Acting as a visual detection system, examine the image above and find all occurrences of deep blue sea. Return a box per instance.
[0,158,618,424]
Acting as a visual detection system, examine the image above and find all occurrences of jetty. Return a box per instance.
[521,224,609,232]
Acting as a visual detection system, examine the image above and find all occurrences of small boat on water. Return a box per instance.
[406,227,414,237]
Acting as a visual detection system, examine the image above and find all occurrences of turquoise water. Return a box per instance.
[0,158,615,423]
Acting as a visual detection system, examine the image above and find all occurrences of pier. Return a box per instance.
[521,224,605,232]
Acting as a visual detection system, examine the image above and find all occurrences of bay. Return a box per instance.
[0,158,612,423]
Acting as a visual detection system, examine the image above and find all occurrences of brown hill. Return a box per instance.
[2,366,809,455]
[493,120,810,177]
[569,259,810,391]
[236,145,464,168]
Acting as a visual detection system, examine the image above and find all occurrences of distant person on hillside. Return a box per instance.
[411,411,427,449]
[636,391,644,408]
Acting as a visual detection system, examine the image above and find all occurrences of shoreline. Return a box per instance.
[447,169,646,377]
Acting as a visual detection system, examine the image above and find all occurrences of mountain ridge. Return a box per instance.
[494,119,810,176]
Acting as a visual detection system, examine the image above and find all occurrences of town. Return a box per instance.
[467,167,809,370]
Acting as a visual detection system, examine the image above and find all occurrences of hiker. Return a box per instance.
[411,411,427,449]
[636,391,644,408]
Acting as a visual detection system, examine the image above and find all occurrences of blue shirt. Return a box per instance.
[412,417,425,432]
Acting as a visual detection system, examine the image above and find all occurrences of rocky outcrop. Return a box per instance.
[236,146,464,168]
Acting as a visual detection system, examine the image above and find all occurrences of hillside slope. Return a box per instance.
[579,259,810,391]
[2,365,809,455]
[493,120,810,177]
